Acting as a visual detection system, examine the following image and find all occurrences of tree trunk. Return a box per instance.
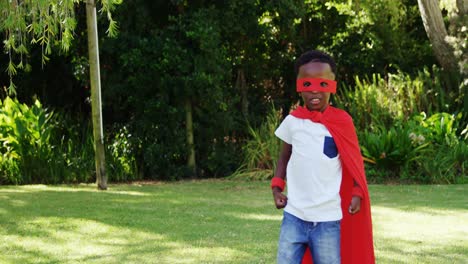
[417,0,459,73]
[185,99,196,176]
[454,0,467,116]
[86,0,107,190]
[235,68,249,118]
[456,0,466,14]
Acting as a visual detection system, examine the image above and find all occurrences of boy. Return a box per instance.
[271,50,375,264]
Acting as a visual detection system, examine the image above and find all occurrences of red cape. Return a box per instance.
[290,105,375,264]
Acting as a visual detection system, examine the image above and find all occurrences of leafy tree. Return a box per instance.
[417,0,466,114]
[99,1,240,179]
[1,0,121,189]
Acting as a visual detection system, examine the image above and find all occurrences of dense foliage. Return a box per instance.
[0,0,120,95]
[0,0,465,184]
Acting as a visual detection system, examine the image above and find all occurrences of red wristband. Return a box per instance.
[271,177,286,192]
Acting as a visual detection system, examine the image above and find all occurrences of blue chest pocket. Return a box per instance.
[323,136,338,158]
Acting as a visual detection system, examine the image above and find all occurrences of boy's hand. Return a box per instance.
[348,196,361,214]
[272,187,288,209]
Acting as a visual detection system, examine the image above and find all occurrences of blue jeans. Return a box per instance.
[277,211,341,264]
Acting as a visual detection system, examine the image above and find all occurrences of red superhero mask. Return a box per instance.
[296,78,337,94]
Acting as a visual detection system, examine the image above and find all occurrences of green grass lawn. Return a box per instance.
[0,180,466,263]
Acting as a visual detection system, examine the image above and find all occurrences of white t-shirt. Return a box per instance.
[275,114,343,222]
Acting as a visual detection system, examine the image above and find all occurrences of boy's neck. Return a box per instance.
[305,104,329,113]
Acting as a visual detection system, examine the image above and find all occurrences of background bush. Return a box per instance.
[0,0,465,184]
[0,97,58,184]
[230,105,281,180]
[240,70,466,184]
[0,97,144,184]
[335,72,467,183]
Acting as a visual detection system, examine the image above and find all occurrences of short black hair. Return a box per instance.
[294,50,337,76]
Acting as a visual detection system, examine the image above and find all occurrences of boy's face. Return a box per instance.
[297,61,335,112]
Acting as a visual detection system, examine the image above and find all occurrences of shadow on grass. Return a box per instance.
[1,182,466,263]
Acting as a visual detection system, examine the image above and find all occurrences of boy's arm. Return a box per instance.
[272,142,292,209]
[349,180,363,214]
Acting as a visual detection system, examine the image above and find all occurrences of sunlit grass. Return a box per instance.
[370,185,467,263]
[0,181,466,263]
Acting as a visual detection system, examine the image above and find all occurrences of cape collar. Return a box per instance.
[290,105,329,123]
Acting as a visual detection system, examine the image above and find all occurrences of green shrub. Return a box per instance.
[413,112,467,183]
[0,97,104,184]
[420,112,461,145]
[107,125,140,182]
[0,155,20,185]
[334,67,451,131]
[417,141,467,184]
[335,74,395,129]
[359,122,430,181]
[360,112,466,183]
[54,116,95,183]
[202,136,242,178]
[231,105,281,180]
[0,97,57,183]
[334,68,465,183]
[51,116,145,183]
